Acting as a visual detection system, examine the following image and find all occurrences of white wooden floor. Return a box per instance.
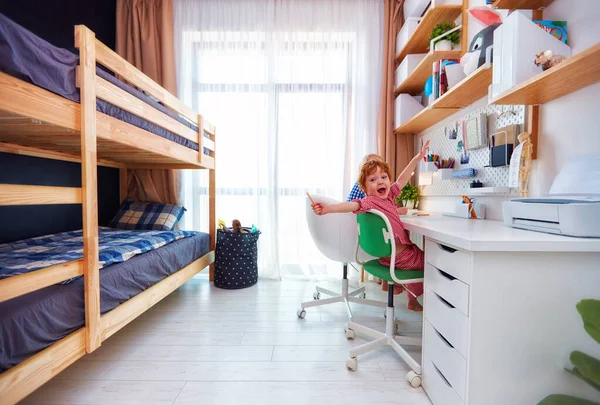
[22,278,431,405]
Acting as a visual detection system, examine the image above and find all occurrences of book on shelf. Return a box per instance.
[430,59,460,103]
[533,20,568,44]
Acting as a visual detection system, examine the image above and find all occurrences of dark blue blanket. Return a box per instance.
[0,232,210,372]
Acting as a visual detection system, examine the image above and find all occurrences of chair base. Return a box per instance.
[345,299,422,387]
[297,264,386,321]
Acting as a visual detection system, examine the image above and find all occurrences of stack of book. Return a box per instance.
[429,59,460,104]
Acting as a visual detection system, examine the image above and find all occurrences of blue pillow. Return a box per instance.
[108,199,186,231]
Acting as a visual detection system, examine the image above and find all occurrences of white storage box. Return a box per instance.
[395,53,427,88]
[403,0,431,19]
[394,94,425,128]
[395,18,422,55]
[438,168,454,180]
[421,161,438,173]
[490,12,571,98]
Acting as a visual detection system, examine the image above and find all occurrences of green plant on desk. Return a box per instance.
[396,183,419,210]
[538,299,600,405]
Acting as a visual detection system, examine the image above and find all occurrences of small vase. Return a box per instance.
[434,39,452,51]
[404,201,415,210]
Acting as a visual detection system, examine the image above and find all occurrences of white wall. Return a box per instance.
[418,0,600,220]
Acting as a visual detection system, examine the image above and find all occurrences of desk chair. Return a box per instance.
[297,196,386,320]
[345,209,423,387]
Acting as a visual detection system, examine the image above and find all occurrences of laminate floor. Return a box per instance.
[21,277,431,405]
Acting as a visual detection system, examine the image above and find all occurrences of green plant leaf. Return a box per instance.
[577,299,600,344]
[538,394,600,405]
[567,351,600,392]
[429,21,459,46]
[399,183,419,203]
[566,368,600,392]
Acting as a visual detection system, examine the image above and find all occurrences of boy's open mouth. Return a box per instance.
[377,187,387,195]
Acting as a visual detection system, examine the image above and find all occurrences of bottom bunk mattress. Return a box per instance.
[0,232,210,372]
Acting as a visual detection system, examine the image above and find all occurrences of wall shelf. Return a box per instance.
[394,5,463,65]
[394,64,493,135]
[395,105,459,135]
[491,0,554,10]
[490,43,600,105]
[468,186,513,195]
[394,50,462,96]
[431,64,492,108]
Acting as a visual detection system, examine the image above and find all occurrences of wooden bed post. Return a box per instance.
[75,25,101,353]
[209,129,216,281]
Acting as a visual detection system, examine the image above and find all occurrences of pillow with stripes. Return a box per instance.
[108,199,186,231]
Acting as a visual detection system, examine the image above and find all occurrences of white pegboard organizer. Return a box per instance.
[419,103,525,196]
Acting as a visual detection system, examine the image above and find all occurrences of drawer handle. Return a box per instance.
[434,328,455,349]
[437,243,457,253]
[435,266,456,281]
[432,361,452,388]
[434,292,456,309]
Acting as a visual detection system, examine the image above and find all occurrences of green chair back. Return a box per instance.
[356,211,393,259]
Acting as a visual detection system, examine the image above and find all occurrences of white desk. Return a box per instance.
[401,215,600,405]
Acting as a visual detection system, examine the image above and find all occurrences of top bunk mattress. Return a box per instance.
[0,12,202,152]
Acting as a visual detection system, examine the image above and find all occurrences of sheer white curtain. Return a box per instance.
[174,0,383,280]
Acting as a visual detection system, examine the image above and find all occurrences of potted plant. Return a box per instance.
[537,299,600,405]
[396,183,419,210]
[430,21,461,51]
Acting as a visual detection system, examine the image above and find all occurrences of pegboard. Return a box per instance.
[419,104,525,196]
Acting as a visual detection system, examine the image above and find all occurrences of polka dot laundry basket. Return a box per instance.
[214,228,260,289]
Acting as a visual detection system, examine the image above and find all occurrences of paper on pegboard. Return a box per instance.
[419,104,525,196]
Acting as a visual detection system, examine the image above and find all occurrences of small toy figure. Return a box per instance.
[232,219,243,233]
[218,219,231,232]
[534,50,567,71]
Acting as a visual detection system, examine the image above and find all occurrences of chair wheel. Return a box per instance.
[407,371,422,387]
[313,292,321,300]
[346,328,355,340]
[346,357,358,371]
[359,292,366,299]
[296,309,306,319]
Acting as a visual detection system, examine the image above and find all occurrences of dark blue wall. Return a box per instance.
[0,1,119,243]
[0,153,120,243]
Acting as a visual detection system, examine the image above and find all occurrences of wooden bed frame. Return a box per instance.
[0,25,216,405]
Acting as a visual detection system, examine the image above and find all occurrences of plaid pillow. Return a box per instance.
[108,199,186,231]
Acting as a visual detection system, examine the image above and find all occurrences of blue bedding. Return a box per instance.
[0,232,210,372]
[0,12,202,151]
[0,227,197,281]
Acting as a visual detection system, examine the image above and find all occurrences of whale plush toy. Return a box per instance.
[460,22,501,76]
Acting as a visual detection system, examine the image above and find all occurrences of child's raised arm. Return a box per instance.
[395,139,429,189]
[312,201,360,216]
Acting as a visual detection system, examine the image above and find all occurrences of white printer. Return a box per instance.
[503,155,600,238]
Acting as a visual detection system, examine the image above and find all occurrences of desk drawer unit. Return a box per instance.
[424,287,469,358]
[425,239,472,284]
[423,320,467,400]
[425,263,470,316]
[423,354,464,405]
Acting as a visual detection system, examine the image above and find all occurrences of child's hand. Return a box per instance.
[397,206,408,215]
[418,140,430,159]
[312,202,329,215]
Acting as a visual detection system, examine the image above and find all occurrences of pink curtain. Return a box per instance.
[116,0,180,204]
[377,0,414,179]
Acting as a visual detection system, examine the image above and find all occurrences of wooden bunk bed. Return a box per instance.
[0,25,216,405]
